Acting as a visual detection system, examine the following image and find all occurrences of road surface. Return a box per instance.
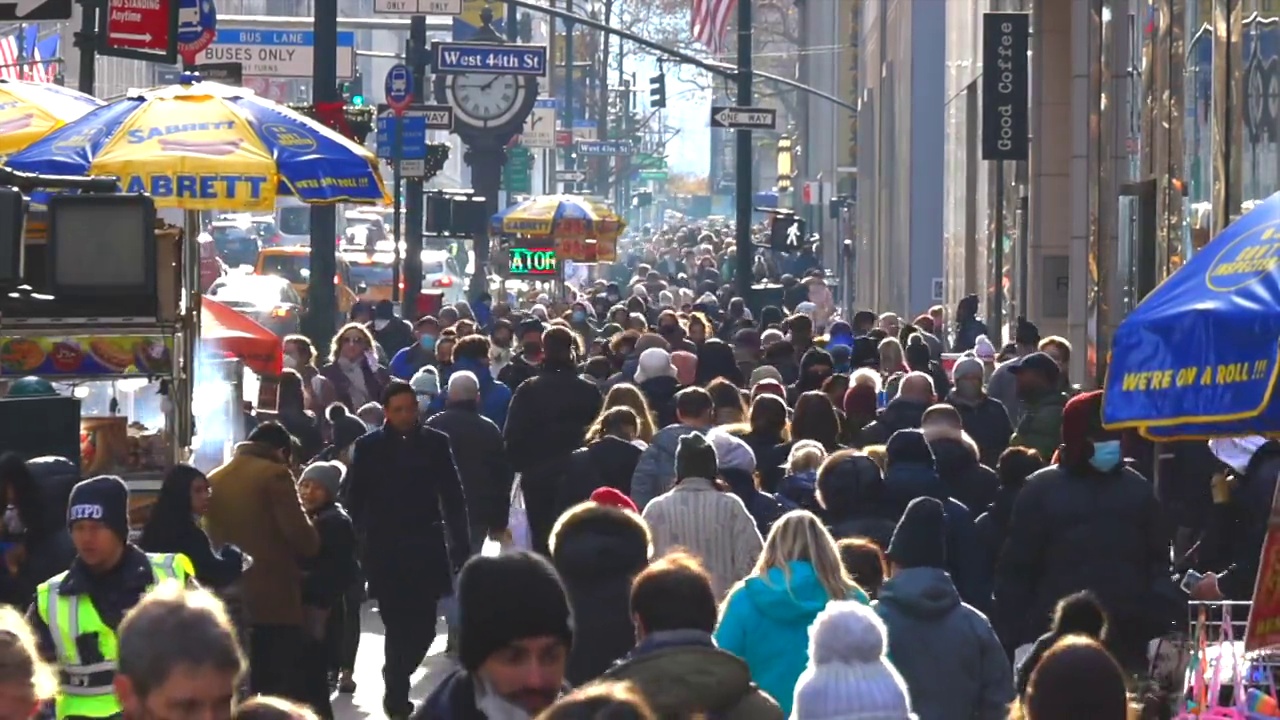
[333,604,454,719]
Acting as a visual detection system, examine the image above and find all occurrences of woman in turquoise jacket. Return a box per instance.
[715,509,870,714]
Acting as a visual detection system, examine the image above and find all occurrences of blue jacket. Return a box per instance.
[714,560,868,715]
[874,567,1014,720]
[883,460,990,615]
[428,357,512,429]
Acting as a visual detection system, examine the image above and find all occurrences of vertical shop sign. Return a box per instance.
[981,12,1030,161]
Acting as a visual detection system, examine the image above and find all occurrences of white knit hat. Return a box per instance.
[973,334,997,362]
[633,347,676,384]
[792,601,916,720]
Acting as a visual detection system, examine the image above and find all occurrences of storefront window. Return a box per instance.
[1238,4,1280,210]
[1184,0,1213,264]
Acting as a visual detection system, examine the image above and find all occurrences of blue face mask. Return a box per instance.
[572,311,586,323]
[1089,440,1122,473]
[420,335,437,350]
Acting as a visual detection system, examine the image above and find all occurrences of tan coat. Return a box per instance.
[206,441,319,626]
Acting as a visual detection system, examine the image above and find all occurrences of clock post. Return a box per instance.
[433,6,542,300]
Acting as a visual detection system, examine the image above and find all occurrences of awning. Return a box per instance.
[201,297,282,377]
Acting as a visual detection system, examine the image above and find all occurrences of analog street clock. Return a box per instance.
[443,72,533,131]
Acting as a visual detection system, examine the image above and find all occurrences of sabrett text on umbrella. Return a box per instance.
[122,173,269,200]
[125,122,238,143]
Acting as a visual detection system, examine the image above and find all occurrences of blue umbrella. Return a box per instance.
[4,78,389,211]
[1103,190,1280,438]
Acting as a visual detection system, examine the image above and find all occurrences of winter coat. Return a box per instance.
[3,457,77,607]
[715,561,868,716]
[883,461,989,614]
[415,668,570,720]
[930,435,1000,516]
[818,453,898,549]
[860,398,929,446]
[945,391,1013,468]
[428,357,514,430]
[496,353,539,391]
[638,375,681,429]
[642,477,762,598]
[137,513,244,590]
[278,409,323,463]
[1207,447,1280,599]
[602,630,783,720]
[720,468,785,538]
[550,503,650,686]
[776,470,821,513]
[874,567,1014,720]
[206,441,320,626]
[993,464,1181,653]
[388,342,434,381]
[301,502,359,609]
[631,423,707,508]
[319,358,389,411]
[504,362,603,511]
[1009,391,1068,463]
[986,360,1021,424]
[344,424,471,600]
[974,484,1021,576]
[370,318,416,358]
[426,402,513,534]
[556,436,643,514]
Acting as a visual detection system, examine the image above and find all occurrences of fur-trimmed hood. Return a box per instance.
[550,501,652,582]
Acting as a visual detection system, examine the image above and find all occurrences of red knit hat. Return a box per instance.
[590,486,638,513]
[751,379,786,401]
[1058,390,1104,470]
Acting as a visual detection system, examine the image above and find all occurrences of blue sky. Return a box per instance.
[629,54,711,176]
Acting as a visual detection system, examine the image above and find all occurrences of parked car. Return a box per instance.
[344,251,397,304]
[422,249,466,305]
[254,246,359,323]
[206,274,303,337]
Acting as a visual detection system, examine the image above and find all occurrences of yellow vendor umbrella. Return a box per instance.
[0,79,103,160]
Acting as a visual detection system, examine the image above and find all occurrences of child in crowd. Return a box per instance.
[777,440,828,512]
[297,461,360,718]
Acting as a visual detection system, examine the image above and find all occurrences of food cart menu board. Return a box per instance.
[0,335,174,377]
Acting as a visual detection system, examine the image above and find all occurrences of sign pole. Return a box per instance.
[392,117,403,304]
[733,0,753,301]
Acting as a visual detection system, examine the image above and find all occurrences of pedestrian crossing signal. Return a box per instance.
[769,214,807,252]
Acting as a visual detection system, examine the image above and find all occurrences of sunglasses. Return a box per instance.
[340,335,367,346]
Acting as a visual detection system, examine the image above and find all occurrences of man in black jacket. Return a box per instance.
[504,326,603,555]
[344,380,470,719]
[497,317,546,391]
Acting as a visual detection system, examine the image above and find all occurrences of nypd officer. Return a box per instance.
[27,474,193,720]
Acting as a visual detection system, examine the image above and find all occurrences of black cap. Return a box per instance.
[516,317,546,339]
[888,496,948,570]
[1010,351,1061,384]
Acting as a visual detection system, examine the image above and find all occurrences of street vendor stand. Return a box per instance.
[491,195,626,303]
[1102,190,1280,714]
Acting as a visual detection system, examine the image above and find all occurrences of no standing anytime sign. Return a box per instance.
[103,0,179,60]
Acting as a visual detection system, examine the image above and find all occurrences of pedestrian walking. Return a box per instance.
[791,600,915,720]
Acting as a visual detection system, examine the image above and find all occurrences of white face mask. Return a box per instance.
[282,355,299,370]
[374,319,390,331]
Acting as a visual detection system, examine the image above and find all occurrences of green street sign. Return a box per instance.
[639,169,668,181]
[636,153,666,170]
[504,147,534,194]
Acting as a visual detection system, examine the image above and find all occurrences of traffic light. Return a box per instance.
[649,74,666,110]
[342,71,365,106]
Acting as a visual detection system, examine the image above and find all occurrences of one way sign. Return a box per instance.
[710,106,778,130]
[0,0,71,20]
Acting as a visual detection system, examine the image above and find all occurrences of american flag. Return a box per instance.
[692,0,736,55]
[0,26,59,83]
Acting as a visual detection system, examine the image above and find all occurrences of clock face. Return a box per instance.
[450,73,523,128]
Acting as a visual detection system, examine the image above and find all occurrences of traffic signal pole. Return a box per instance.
[733,0,753,300]
[402,16,428,311]
[306,0,339,346]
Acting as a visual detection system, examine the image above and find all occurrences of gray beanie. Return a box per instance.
[951,354,985,382]
[300,460,345,499]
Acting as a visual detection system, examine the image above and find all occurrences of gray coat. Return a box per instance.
[985,361,1022,424]
[874,567,1014,720]
[630,423,707,509]
[425,403,513,540]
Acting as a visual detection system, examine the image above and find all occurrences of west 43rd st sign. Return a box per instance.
[710,106,778,130]
[433,41,548,77]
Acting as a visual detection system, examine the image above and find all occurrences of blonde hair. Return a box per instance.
[535,680,656,720]
[741,510,860,602]
[788,439,827,473]
[863,444,888,470]
[878,337,904,369]
[328,322,376,364]
[0,605,55,702]
[850,367,882,393]
[590,383,657,442]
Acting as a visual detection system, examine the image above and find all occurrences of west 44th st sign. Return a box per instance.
[433,41,548,77]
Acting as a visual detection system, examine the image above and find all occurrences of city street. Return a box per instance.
[332,605,453,719]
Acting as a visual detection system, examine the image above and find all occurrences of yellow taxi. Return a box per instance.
[343,251,398,303]
[254,246,360,321]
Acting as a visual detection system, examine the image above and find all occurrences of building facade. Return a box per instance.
[855,0,946,316]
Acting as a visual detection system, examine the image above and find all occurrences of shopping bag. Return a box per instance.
[508,474,532,551]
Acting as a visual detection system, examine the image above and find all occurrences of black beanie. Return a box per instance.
[675,432,717,482]
[67,475,129,542]
[457,551,573,672]
[887,496,947,570]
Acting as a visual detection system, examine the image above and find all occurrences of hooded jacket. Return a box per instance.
[945,390,1013,468]
[786,348,834,406]
[429,357,513,430]
[550,503,651,685]
[2,457,77,607]
[556,436,643,514]
[638,375,681,429]
[602,630,783,720]
[714,561,868,716]
[928,432,999,516]
[1009,389,1068,462]
[630,424,707,508]
[817,454,898,549]
[874,567,1014,720]
[860,398,929,446]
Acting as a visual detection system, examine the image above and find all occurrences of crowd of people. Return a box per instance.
[0,225,1271,720]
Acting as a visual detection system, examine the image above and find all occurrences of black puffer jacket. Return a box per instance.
[993,463,1180,651]
[974,484,1022,575]
[929,434,999,516]
[945,391,1013,469]
[638,375,681,429]
[817,454,897,549]
[4,457,77,607]
[860,398,928,446]
[556,436,643,515]
[550,503,651,685]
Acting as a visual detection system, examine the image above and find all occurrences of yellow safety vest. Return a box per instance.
[36,552,193,720]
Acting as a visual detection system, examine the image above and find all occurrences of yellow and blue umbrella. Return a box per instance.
[491,194,625,241]
[5,80,389,212]
[0,79,102,160]
[1103,190,1280,439]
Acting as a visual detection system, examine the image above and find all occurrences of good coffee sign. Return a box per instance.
[981,12,1029,161]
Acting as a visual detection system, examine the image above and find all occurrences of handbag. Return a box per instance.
[508,474,532,551]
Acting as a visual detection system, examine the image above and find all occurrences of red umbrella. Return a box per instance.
[201,297,282,377]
